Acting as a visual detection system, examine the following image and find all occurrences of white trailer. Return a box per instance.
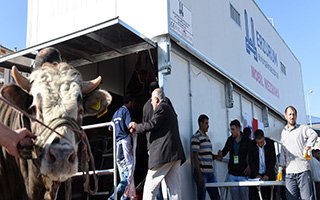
[1,0,305,199]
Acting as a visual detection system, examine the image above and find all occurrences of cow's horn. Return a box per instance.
[11,66,31,92]
[81,76,102,94]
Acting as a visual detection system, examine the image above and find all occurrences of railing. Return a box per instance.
[72,122,117,199]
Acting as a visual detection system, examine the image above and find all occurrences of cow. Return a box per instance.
[0,62,112,200]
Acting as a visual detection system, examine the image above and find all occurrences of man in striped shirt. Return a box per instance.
[191,114,220,200]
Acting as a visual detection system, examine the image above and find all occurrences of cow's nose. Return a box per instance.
[46,144,76,164]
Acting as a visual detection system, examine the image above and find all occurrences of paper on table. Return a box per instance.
[247,178,261,181]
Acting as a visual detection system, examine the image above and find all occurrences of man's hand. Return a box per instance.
[305,146,311,151]
[216,150,223,161]
[261,175,269,181]
[7,128,34,158]
[197,173,205,188]
[244,165,251,176]
[129,122,137,134]
[212,153,219,160]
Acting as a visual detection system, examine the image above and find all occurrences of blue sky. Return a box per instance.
[0,0,27,50]
[255,0,320,120]
[1,0,320,119]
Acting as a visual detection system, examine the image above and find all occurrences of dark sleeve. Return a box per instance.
[248,142,257,178]
[165,97,177,116]
[142,100,153,123]
[136,104,167,134]
[266,139,276,179]
[221,137,231,157]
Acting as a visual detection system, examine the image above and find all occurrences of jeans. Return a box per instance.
[108,158,129,200]
[117,135,134,182]
[285,170,314,200]
[109,135,134,200]
[194,172,220,200]
[227,174,248,200]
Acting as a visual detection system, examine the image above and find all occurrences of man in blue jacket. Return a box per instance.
[108,96,135,200]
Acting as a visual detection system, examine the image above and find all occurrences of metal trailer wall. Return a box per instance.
[27,0,168,46]
[168,0,306,124]
[163,42,285,199]
[27,0,306,123]
[27,0,117,46]
[25,0,301,198]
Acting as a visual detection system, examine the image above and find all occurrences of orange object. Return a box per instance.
[276,167,283,181]
[276,171,283,181]
[303,149,311,160]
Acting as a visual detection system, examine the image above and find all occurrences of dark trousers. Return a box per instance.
[315,182,320,200]
[194,172,220,200]
[249,186,272,200]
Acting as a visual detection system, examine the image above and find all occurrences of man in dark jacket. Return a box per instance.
[129,88,186,200]
[217,119,250,200]
[248,129,276,200]
[141,82,175,200]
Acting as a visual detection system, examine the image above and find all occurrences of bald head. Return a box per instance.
[151,88,165,110]
[34,47,62,68]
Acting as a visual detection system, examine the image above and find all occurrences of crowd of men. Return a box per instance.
[1,47,319,200]
[191,106,318,200]
[2,86,320,200]
[107,83,319,200]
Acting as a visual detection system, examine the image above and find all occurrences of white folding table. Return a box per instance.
[206,181,285,200]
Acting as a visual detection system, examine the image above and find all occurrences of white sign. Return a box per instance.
[169,0,193,44]
[178,0,305,118]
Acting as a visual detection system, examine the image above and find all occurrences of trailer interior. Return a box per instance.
[0,18,158,199]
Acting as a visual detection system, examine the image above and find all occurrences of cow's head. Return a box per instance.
[1,62,111,183]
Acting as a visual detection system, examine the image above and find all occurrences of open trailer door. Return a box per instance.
[0,17,156,73]
[0,17,157,199]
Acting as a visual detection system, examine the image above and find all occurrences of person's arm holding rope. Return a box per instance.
[0,122,34,157]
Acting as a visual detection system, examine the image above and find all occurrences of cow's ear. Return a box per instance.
[0,84,33,110]
[83,89,112,117]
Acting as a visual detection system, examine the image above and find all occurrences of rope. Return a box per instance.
[0,95,98,196]
[78,128,99,195]
[0,95,71,142]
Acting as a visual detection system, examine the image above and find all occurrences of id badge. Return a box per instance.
[234,155,239,164]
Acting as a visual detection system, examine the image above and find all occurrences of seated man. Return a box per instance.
[248,129,276,200]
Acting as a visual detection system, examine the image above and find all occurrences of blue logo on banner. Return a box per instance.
[244,9,279,79]
[245,10,257,61]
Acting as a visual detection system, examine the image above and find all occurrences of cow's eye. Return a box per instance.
[79,107,84,116]
[28,105,37,115]
[77,94,83,104]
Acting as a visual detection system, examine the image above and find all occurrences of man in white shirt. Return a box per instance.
[279,106,318,200]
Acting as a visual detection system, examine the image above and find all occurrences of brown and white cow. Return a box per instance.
[0,62,112,200]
